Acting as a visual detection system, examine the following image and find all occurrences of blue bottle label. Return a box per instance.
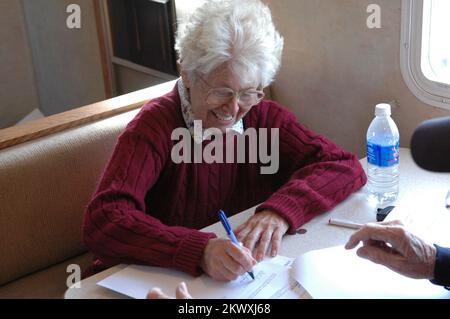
[367,142,399,167]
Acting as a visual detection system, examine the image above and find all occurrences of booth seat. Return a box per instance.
[0,81,176,298]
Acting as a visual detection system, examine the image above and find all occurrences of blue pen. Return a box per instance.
[218,210,255,280]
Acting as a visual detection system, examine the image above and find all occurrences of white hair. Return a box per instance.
[175,0,284,88]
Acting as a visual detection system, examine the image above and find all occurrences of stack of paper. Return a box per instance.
[292,245,450,299]
[98,255,307,299]
[98,246,450,299]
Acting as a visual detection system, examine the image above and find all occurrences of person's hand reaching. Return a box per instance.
[345,220,436,279]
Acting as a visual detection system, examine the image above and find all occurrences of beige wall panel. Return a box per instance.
[0,0,40,129]
[266,0,450,157]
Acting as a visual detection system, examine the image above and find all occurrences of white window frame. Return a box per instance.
[400,0,450,110]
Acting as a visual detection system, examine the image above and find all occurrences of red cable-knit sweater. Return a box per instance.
[82,83,367,277]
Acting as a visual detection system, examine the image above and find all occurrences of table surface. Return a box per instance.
[65,148,450,299]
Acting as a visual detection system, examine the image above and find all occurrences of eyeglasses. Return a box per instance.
[196,74,265,108]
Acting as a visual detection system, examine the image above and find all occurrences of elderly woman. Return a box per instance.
[82,0,367,282]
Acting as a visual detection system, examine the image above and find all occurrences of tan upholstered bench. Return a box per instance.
[0,81,175,298]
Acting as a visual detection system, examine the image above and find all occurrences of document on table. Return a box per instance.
[97,255,307,299]
[292,245,450,299]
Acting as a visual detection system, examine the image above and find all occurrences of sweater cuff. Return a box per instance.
[256,194,306,234]
[430,244,450,288]
[173,231,217,277]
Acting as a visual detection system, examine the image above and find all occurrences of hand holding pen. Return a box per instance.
[198,211,257,282]
[219,210,255,280]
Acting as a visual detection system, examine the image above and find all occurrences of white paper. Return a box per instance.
[292,245,450,299]
[98,255,303,299]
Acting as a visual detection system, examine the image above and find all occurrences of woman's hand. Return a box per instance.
[200,238,257,281]
[234,210,289,261]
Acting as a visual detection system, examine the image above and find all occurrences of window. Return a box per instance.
[401,0,450,110]
[108,0,178,76]
[421,0,450,85]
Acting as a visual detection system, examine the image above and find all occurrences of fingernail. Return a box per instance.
[271,251,276,257]
[357,249,367,257]
[345,241,356,250]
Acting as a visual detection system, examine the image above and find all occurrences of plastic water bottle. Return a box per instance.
[366,103,399,207]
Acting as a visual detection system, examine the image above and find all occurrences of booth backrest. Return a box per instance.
[0,110,140,286]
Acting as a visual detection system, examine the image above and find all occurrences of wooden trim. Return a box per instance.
[0,80,177,151]
[100,0,118,96]
[93,0,113,99]
[112,57,178,80]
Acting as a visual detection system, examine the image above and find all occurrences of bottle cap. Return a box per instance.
[375,103,391,116]
[376,206,395,221]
